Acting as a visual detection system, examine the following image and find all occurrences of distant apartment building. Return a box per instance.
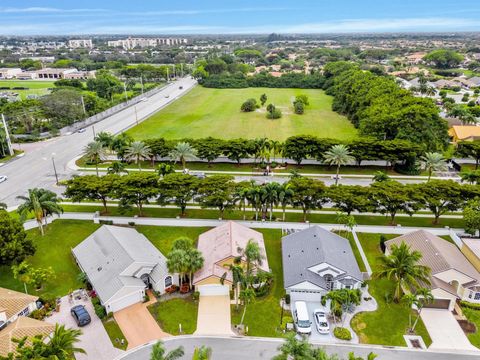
[107,37,187,50]
[0,68,23,79]
[68,39,93,49]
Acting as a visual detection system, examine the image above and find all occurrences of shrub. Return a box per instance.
[295,94,309,106]
[192,291,200,301]
[380,234,387,253]
[99,220,113,225]
[94,303,106,319]
[285,294,291,305]
[460,301,480,310]
[266,108,282,119]
[30,308,47,320]
[294,101,305,114]
[270,161,278,168]
[241,98,258,112]
[439,90,447,97]
[128,221,135,226]
[333,327,352,340]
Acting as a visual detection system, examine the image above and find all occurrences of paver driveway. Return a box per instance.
[420,309,478,351]
[114,295,169,350]
[194,294,234,335]
[47,295,123,360]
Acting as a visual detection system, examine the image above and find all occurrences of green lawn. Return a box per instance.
[0,220,100,297]
[462,307,480,349]
[126,86,358,141]
[148,297,198,335]
[0,80,55,99]
[103,318,128,350]
[136,226,210,254]
[231,229,284,337]
[351,233,432,347]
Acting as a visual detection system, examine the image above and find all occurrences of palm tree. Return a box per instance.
[402,293,420,332]
[111,132,133,160]
[94,131,115,149]
[420,152,448,181]
[150,340,184,360]
[373,242,431,302]
[460,169,480,184]
[230,261,245,310]
[273,333,312,360]
[278,183,294,221]
[124,141,152,170]
[167,249,189,287]
[192,346,212,360]
[187,248,204,290]
[236,185,250,220]
[411,288,434,331]
[240,239,265,281]
[107,161,128,175]
[239,287,255,325]
[83,141,106,176]
[47,324,86,359]
[17,188,63,236]
[323,145,355,185]
[261,182,280,221]
[169,142,197,169]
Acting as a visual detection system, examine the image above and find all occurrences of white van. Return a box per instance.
[294,301,312,335]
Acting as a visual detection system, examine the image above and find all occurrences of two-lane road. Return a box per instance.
[0,77,197,207]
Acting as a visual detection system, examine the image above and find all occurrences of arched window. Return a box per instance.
[165,276,173,288]
[324,274,334,291]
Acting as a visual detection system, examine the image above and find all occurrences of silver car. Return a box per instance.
[313,309,330,334]
[0,175,7,183]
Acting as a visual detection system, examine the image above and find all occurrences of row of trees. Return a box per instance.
[65,172,479,225]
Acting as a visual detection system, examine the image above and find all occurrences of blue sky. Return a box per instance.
[1,0,480,35]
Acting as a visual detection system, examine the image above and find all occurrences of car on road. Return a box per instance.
[70,305,91,327]
[77,128,86,133]
[313,309,330,334]
[179,86,183,89]
[140,97,148,102]
[0,175,7,183]
[165,95,170,98]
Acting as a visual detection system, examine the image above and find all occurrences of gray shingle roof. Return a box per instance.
[282,226,362,289]
[72,225,167,303]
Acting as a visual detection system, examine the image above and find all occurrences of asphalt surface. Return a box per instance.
[116,336,480,360]
[0,77,197,207]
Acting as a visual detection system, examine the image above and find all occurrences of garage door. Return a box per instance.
[198,284,229,296]
[290,290,323,303]
[424,299,451,310]
[107,290,144,313]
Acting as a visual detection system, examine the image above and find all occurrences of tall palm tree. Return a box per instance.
[239,287,255,325]
[411,288,434,331]
[421,152,448,181]
[124,141,152,171]
[246,184,262,221]
[111,132,133,160]
[169,142,197,169]
[236,185,250,220]
[278,183,294,221]
[83,141,107,176]
[94,131,115,149]
[230,261,245,310]
[240,239,265,281]
[374,242,431,302]
[150,340,184,360]
[323,144,354,185]
[187,248,204,290]
[261,182,280,221]
[167,249,189,287]
[47,324,86,359]
[192,346,212,360]
[17,188,63,236]
[107,161,128,175]
[402,293,420,332]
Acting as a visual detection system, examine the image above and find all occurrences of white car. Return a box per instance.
[77,128,86,133]
[0,175,7,183]
[313,309,330,334]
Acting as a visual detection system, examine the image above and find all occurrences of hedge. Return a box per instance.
[333,326,352,340]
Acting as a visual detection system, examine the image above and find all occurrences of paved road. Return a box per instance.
[116,336,480,360]
[0,77,197,207]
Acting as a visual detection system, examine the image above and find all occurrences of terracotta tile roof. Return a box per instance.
[0,317,55,356]
[193,222,269,285]
[0,288,38,319]
[450,125,480,141]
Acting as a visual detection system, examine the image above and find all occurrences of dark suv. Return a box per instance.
[70,305,91,327]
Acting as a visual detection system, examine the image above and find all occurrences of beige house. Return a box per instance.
[386,230,480,311]
[449,125,480,142]
[193,222,269,289]
[0,288,38,325]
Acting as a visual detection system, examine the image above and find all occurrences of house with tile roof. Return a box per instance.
[449,125,480,142]
[0,288,38,327]
[72,225,177,313]
[385,230,480,311]
[282,226,363,303]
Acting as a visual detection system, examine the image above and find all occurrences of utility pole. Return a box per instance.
[1,114,14,156]
[80,95,86,115]
[92,125,96,138]
[134,106,139,125]
[51,153,59,185]
[123,82,128,101]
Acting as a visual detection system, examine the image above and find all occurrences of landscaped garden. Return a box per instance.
[126,87,358,141]
[351,233,432,346]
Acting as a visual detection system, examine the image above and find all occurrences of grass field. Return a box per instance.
[0,80,55,99]
[127,86,358,141]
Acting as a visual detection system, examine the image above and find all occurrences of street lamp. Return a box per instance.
[51,153,59,185]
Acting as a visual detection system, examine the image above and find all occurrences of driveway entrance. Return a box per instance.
[420,309,478,351]
[195,285,233,335]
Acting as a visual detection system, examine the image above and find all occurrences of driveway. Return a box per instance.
[114,295,169,350]
[420,309,478,351]
[195,295,233,335]
[304,302,336,341]
[47,295,123,360]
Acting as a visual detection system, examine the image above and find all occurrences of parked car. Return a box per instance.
[179,86,183,89]
[70,305,91,327]
[313,309,330,334]
[165,95,170,98]
[294,301,312,335]
[77,128,86,133]
[0,175,7,183]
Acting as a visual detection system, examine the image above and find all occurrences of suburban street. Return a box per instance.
[116,336,480,360]
[0,76,197,207]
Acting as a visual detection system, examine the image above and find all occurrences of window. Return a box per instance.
[18,307,29,317]
[324,274,334,291]
[164,276,173,288]
[475,292,480,301]
[345,285,351,290]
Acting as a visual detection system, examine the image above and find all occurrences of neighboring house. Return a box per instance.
[449,125,480,142]
[193,221,269,291]
[433,79,459,89]
[461,238,480,273]
[385,230,480,311]
[0,288,39,326]
[0,317,55,357]
[282,226,363,303]
[72,225,177,313]
[0,68,22,79]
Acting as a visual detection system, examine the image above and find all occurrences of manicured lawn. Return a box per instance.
[103,318,128,350]
[351,233,432,347]
[136,226,210,254]
[126,86,358,141]
[462,307,480,349]
[0,220,100,297]
[148,297,198,335]
[231,229,284,337]
[340,232,367,272]
[0,80,55,99]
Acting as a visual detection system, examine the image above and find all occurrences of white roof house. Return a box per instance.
[72,226,177,313]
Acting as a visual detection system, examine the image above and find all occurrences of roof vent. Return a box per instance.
[301,250,304,253]
[97,266,102,272]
